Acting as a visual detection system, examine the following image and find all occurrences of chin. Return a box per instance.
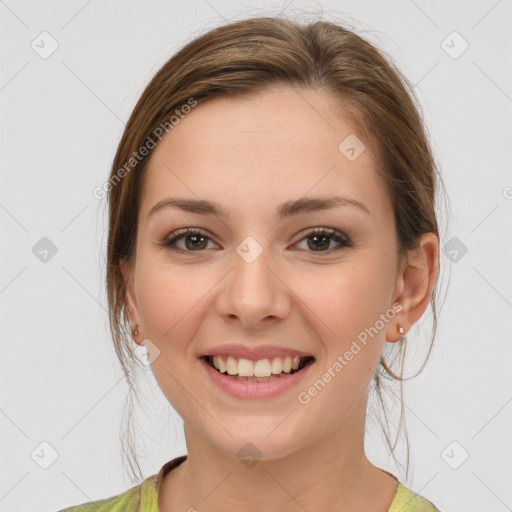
[205,421,311,465]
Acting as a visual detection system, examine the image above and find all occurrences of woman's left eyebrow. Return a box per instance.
[147,195,370,220]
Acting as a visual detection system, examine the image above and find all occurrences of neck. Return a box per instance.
[159,397,398,512]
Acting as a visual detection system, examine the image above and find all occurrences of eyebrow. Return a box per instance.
[147,195,370,220]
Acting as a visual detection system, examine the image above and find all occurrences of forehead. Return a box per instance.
[141,86,391,221]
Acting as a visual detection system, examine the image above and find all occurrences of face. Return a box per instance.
[122,86,410,461]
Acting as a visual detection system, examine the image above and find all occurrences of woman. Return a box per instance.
[60,15,444,511]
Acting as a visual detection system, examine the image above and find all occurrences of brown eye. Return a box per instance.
[162,228,217,252]
[307,234,330,251]
[183,234,208,250]
[295,228,351,253]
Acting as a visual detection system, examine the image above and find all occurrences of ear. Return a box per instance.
[386,232,439,343]
[120,257,142,344]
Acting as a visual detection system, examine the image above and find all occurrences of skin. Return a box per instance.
[121,85,439,511]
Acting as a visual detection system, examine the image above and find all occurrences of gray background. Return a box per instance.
[1,1,511,511]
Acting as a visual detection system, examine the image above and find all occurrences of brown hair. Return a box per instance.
[104,14,449,483]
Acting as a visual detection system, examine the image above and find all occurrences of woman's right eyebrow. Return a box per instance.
[148,197,226,218]
[147,195,370,220]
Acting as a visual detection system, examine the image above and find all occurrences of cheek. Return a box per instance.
[298,261,392,336]
[135,265,213,414]
[295,261,393,394]
[136,264,212,351]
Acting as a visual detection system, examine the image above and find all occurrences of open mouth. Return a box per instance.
[202,355,315,383]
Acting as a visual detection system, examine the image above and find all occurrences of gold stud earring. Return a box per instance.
[132,325,139,337]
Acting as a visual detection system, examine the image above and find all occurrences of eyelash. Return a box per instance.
[160,227,351,255]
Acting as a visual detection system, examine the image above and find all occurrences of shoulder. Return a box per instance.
[387,482,441,512]
[56,456,185,512]
[55,476,153,512]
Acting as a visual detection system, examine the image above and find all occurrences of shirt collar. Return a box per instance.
[140,455,188,511]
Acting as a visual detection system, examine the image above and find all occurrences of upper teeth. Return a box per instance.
[212,355,302,377]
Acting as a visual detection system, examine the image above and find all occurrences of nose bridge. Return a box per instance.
[217,236,289,326]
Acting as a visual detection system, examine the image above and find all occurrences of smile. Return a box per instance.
[202,355,315,383]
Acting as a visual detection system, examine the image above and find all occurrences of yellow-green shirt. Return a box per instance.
[56,455,440,511]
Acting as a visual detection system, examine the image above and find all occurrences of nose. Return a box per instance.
[216,246,290,329]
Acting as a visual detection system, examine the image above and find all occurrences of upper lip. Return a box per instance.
[201,344,314,361]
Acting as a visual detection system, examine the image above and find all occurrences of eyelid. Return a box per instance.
[293,226,339,242]
[167,227,211,238]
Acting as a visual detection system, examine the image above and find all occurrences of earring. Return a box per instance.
[132,325,139,337]
[397,325,404,335]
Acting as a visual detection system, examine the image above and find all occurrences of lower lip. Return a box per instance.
[200,357,314,399]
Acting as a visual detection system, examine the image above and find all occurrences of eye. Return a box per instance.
[160,227,351,255]
[293,227,351,253]
[161,228,218,253]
